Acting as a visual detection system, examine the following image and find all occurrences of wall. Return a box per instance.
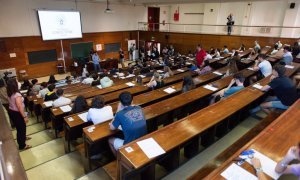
[0,0,147,37]
[139,31,296,55]
[0,31,137,79]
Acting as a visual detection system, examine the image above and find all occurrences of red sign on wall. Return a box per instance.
[174,7,179,21]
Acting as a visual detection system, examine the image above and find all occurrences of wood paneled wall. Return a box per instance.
[0,31,137,79]
[138,31,297,54]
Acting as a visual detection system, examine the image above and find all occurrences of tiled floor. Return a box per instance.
[10,69,269,180]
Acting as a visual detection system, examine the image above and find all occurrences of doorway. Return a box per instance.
[148,7,160,31]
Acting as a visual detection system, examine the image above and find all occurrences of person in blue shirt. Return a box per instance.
[282,46,293,65]
[210,73,245,104]
[108,91,147,156]
[91,51,101,72]
[223,45,229,54]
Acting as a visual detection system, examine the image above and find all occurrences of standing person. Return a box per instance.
[7,79,31,150]
[91,51,101,73]
[227,13,235,35]
[129,43,135,61]
[195,44,206,67]
[119,48,125,68]
[108,92,147,156]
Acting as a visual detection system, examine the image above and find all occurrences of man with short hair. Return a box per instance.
[210,73,245,104]
[52,88,71,107]
[282,46,293,65]
[31,79,41,94]
[108,91,147,156]
[44,84,58,101]
[38,82,49,99]
[251,64,298,115]
[253,54,272,81]
[82,74,94,85]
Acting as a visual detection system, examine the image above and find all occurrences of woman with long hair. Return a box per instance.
[162,66,174,79]
[182,76,195,93]
[7,79,31,150]
[71,95,88,114]
[224,57,239,77]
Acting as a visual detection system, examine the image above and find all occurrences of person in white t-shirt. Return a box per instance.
[87,95,113,125]
[82,74,94,85]
[52,88,71,107]
[251,54,272,83]
[37,82,49,99]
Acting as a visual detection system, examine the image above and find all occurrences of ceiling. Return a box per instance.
[61,0,287,5]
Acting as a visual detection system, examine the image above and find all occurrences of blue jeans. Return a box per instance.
[93,64,100,72]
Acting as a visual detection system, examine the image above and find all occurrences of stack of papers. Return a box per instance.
[60,105,72,113]
[137,138,165,158]
[126,74,135,78]
[253,84,263,90]
[246,149,281,179]
[68,117,74,122]
[78,112,88,122]
[285,65,294,69]
[20,90,27,94]
[71,80,80,84]
[139,75,146,78]
[213,71,223,76]
[97,85,102,89]
[120,77,126,79]
[247,67,254,71]
[157,70,164,73]
[126,82,135,87]
[186,62,191,65]
[87,126,95,133]
[118,73,124,77]
[221,163,257,180]
[163,87,176,94]
[43,101,53,107]
[204,85,218,91]
[177,69,185,72]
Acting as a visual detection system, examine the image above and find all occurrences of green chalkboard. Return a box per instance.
[70,42,93,59]
[105,43,121,53]
[28,49,57,64]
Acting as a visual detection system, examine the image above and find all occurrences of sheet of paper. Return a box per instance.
[78,112,88,122]
[126,82,135,87]
[68,117,74,122]
[55,83,67,87]
[163,87,176,94]
[248,67,254,71]
[126,74,135,78]
[186,62,191,65]
[221,163,257,180]
[139,75,146,78]
[246,149,281,179]
[43,101,53,107]
[203,85,218,91]
[20,90,27,94]
[253,84,263,90]
[59,105,72,113]
[120,77,125,79]
[213,71,223,76]
[97,85,102,89]
[71,80,80,84]
[157,70,164,73]
[177,69,185,72]
[118,73,124,77]
[285,65,294,69]
[137,138,165,159]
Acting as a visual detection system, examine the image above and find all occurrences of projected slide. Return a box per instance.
[38,10,83,40]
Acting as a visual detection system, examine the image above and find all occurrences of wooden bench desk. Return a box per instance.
[116,63,299,180]
[203,98,300,180]
[63,67,228,154]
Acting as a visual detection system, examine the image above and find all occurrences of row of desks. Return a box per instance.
[203,98,300,179]
[115,62,300,179]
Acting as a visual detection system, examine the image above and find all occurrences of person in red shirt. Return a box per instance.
[196,44,206,67]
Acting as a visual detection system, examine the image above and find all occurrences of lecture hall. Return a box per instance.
[1,0,300,179]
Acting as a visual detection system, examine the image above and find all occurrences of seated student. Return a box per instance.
[251,142,300,180]
[52,88,71,107]
[238,44,246,52]
[140,63,151,74]
[276,40,283,49]
[100,75,114,88]
[108,92,147,156]
[37,82,49,99]
[292,42,300,59]
[271,44,279,55]
[150,47,160,60]
[182,76,195,93]
[146,72,164,89]
[71,95,88,114]
[82,74,94,85]
[65,76,72,83]
[224,57,239,77]
[254,40,261,53]
[252,54,272,82]
[31,79,41,94]
[82,65,89,78]
[223,45,229,54]
[189,61,198,71]
[196,60,212,75]
[161,46,169,56]
[26,84,35,96]
[127,63,134,74]
[162,66,173,79]
[282,46,293,65]
[250,65,298,115]
[91,74,100,86]
[20,79,31,90]
[214,48,221,58]
[210,73,245,104]
[168,45,175,56]
[204,53,213,61]
[44,84,58,101]
[87,95,113,124]
[48,74,57,84]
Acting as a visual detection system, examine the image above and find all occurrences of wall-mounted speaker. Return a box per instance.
[290,3,295,9]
